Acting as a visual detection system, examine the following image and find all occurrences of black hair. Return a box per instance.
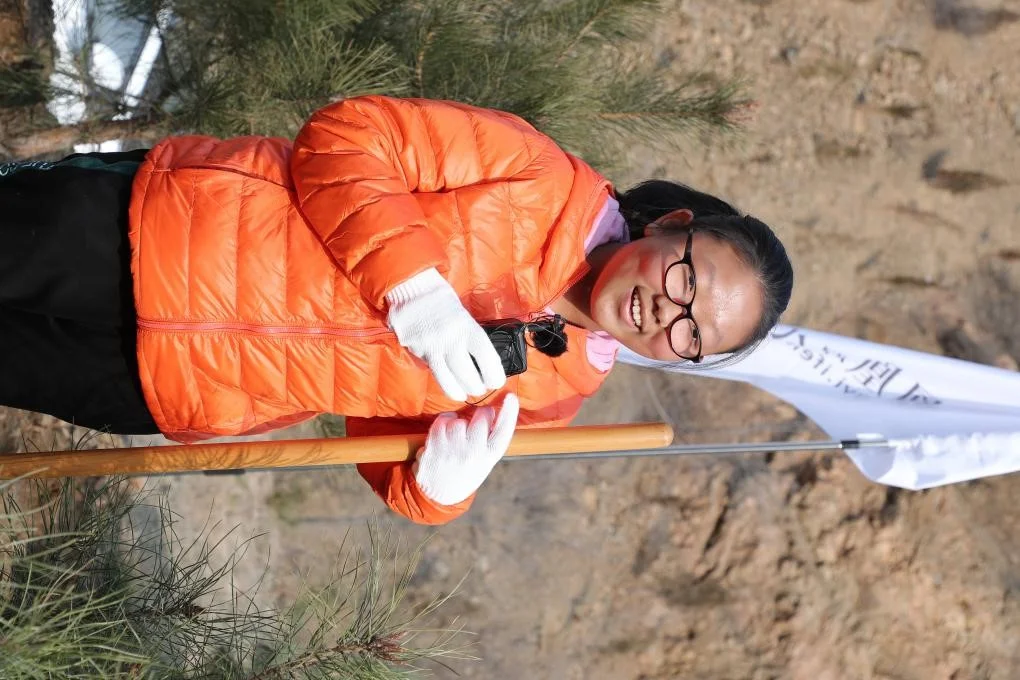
[617,180,794,365]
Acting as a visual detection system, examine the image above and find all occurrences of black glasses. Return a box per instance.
[662,229,703,362]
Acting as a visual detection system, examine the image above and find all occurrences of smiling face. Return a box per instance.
[589,214,765,362]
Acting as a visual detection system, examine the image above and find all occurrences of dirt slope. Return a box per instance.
[2,0,1020,678]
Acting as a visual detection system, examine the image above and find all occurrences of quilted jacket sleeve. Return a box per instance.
[347,395,585,525]
[291,95,560,309]
[346,416,476,526]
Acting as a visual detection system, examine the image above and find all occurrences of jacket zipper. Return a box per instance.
[137,265,590,335]
[137,317,392,339]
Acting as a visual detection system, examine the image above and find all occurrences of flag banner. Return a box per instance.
[617,325,1020,490]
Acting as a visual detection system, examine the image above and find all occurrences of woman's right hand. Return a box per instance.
[412,394,520,506]
[386,268,506,402]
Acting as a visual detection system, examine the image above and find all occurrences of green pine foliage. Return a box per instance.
[0,476,469,678]
[106,0,747,172]
[0,60,50,108]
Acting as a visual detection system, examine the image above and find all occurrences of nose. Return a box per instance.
[652,293,687,328]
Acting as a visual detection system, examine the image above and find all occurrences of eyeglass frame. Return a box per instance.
[661,227,703,363]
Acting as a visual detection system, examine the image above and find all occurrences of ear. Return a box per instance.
[642,209,694,237]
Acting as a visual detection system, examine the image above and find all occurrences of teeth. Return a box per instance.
[631,290,642,329]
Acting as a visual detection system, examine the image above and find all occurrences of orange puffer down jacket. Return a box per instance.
[128,96,614,524]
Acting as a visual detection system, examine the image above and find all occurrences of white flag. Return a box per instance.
[617,325,1020,490]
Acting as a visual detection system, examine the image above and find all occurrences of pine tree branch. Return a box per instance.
[594,111,672,120]
[553,4,608,66]
[593,110,738,124]
[414,29,436,97]
[249,632,408,679]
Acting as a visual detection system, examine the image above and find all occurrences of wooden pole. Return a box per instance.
[0,423,674,479]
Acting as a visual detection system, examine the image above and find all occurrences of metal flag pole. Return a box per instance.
[510,437,887,462]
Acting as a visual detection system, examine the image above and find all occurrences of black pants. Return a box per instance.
[0,150,160,434]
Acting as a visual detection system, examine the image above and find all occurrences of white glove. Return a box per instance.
[386,268,506,402]
[413,394,520,506]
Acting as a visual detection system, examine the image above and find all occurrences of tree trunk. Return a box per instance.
[2,119,165,158]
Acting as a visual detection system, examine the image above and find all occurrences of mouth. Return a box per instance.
[629,287,643,331]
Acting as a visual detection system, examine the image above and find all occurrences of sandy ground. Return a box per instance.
[3,0,1020,678]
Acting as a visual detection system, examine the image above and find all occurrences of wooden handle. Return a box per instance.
[0,423,674,479]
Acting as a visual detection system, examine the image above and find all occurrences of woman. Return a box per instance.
[0,95,792,524]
